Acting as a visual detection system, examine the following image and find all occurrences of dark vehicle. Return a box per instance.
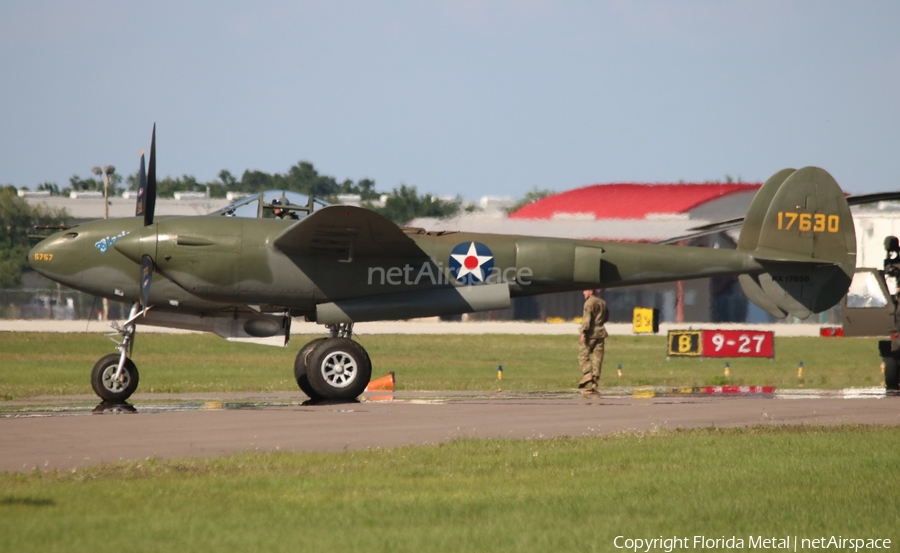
[841,236,900,389]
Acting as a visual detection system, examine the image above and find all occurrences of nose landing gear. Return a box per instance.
[90,303,144,402]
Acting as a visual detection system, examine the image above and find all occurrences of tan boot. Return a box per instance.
[577,374,592,388]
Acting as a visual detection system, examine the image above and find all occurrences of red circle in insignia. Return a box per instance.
[464,256,478,269]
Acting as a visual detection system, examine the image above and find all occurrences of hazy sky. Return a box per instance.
[1,1,898,200]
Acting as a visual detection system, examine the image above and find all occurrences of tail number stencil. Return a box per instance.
[777,212,839,233]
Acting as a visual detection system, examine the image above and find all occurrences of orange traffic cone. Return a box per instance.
[366,372,395,392]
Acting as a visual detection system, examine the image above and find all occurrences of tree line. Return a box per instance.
[0,186,68,288]
[32,160,470,225]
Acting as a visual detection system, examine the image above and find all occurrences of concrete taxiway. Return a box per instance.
[2,391,897,473]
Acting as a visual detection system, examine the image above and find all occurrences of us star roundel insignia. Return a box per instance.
[449,241,494,285]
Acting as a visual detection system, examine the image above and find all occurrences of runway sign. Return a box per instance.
[667,329,774,358]
[632,307,660,334]
[667,330,702,356]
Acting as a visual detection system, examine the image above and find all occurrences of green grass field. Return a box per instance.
[1,426,897,552]
[2,333,897,551]
[0,332,887,399]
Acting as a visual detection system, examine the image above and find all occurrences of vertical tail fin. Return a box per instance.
[737,167,856,319]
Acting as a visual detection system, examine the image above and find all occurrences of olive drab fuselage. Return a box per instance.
[30,213,769,320]
[30,167,856,325]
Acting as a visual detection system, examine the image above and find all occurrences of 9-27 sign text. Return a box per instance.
[667,329,774,358]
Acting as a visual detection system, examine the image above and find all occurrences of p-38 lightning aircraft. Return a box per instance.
[29,126,857,402]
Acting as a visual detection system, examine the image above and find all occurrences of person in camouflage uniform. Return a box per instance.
[578,288,608,396]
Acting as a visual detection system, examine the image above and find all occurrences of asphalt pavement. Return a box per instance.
[2,390,897,473]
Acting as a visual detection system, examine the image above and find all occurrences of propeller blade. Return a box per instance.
[135,150,147,217]
[144,123,157,227]
[140,255,154,309]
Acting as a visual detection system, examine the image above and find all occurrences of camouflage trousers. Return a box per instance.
[578,337,605,393]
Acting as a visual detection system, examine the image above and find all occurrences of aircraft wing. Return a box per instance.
[656,190,900,245]
[272,205,426,258]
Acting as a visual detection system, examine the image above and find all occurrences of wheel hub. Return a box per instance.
[101,365,130,393]
[321,351,357,388]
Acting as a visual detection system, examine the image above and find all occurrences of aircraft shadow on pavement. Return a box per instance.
[92,401,138,414]
[301,398,361,407]
[88,398,362,415]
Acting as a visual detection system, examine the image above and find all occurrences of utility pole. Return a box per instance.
[91,165,116,219]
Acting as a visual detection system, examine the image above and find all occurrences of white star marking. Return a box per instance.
[450,242,493,282]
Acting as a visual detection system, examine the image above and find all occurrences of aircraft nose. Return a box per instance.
[28,230,85,282]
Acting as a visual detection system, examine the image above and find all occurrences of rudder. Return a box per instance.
[738,167,856,319]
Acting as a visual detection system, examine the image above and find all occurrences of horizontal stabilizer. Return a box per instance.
[750,248,837,265]
[657,187,900,245]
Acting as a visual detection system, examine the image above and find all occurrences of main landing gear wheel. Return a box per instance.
[306,338,372,400]
[294,337,329,399]
[91,353,140,402]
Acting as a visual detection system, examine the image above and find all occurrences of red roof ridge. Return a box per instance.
[510,182,761,220]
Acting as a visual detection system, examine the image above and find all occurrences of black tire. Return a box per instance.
[294,337,329,399]
[885,356,900,391]
[306,338,372,400]
[91,353,139,402]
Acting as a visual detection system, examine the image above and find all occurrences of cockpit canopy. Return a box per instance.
[211,191,331,219]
